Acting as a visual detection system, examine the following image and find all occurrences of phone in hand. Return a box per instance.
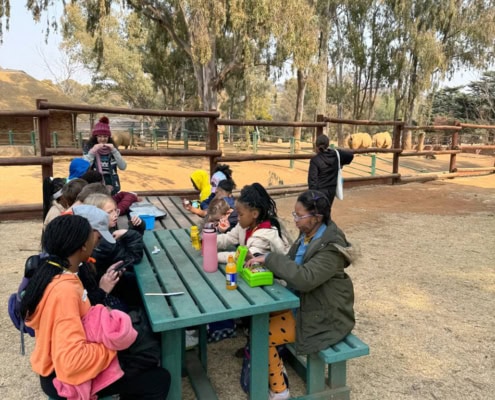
[114,259,133,272]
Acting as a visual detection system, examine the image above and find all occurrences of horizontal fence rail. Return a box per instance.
[0,104,493,221]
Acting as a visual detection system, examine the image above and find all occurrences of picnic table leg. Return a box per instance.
[249,313,269,400]
[161,329,183,400]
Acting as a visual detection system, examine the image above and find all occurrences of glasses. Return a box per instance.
[292,212,319,222]
[108,208,120,216]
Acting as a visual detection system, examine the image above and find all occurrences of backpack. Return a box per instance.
[8,254,47,355]
[117,307,161,377]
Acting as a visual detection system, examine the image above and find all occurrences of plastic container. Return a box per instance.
[240,263,273,287]
[202,223,218,273]
[225,254,238,290]
[139,215,155,230]
[190,226,201,250]
[235,245,249,273]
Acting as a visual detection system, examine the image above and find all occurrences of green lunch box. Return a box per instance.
[240,263,274,287]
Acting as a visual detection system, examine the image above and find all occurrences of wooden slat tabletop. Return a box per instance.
[135,228,300,332]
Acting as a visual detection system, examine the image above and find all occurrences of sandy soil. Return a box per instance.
[0,153,494,399]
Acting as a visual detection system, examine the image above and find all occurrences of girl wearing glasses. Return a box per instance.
[246,190,356,400]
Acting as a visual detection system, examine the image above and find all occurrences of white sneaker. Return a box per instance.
[269,388,290,400]
[185,330,198,350]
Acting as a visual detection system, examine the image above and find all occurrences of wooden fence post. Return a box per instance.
[37,98,53,179]
[449,130,459,172]
[392,121,403,184]
[208,110,218,176]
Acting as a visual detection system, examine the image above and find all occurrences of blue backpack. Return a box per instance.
[8,254,46,354]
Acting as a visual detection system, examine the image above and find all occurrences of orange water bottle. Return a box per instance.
[225,254,237,290]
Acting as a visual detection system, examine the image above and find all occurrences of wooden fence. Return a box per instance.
[0,100,494,220]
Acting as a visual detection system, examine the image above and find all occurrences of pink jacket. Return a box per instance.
[53,305,138,400]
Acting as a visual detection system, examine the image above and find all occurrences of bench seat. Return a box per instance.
[285,333,369,400]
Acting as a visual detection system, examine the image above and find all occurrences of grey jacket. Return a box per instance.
[265,221,355,354]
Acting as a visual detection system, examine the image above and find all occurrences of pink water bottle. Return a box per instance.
[202,223,218,273]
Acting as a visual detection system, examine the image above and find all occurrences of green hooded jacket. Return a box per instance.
[265,221,355,354]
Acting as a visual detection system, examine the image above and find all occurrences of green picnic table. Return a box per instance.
[134,228,300,400]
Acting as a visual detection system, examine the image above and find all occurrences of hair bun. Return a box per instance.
[99,116,109,124]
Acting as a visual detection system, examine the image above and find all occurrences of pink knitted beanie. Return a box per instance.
[92,116,111,137]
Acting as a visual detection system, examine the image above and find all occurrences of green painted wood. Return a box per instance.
[168,196,203,226]
[143,195,177,230]
[328,361,347,389]
[249,314,269,400]
[161,329,183,400]
[185,351,219,400]
[306,352,326,393]
[198,325,208,370]
[134,227,299,400]
[291,385,350,400]
[319,333,370,364]
[285,334,368,399]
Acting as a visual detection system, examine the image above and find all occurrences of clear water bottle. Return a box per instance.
[202,223,218,273]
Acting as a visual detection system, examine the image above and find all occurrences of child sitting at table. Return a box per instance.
[202,179,238,233]
[216,182,290,263]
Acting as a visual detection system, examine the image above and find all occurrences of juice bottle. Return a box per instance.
[190,226,201,250]
[225,254,238,290]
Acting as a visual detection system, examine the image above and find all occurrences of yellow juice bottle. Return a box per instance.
[225,254,237,290]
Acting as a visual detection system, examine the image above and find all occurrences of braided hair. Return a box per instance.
[237,183,282,237]
[297,190,331,225]
[21,215,92,319]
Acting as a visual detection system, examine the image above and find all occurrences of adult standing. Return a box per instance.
[84,116,127,195]
[246,190,356,400]
[308,135,353,210]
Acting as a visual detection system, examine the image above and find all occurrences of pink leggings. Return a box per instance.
[268,310,296,393]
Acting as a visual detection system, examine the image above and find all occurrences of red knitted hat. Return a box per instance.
[92,116,111,137]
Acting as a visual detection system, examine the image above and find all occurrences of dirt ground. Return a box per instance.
[0,154,494,399]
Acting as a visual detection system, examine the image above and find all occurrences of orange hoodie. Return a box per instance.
[26,273,116,385]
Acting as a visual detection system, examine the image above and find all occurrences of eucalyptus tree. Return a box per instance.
[384,0,495,149]
[61,3,160,109]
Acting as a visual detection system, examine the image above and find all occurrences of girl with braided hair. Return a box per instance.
[216,182,290,263]
[21,215,170,399]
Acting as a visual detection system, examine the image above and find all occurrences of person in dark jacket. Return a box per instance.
[308,134,354,211]
[246,190,356,400]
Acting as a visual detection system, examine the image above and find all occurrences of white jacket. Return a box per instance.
[216,223,290,263]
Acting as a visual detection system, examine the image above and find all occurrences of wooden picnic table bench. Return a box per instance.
[134,228,300,400]
[285,333,369,399]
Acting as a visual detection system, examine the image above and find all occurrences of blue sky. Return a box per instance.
[0,3,482,88]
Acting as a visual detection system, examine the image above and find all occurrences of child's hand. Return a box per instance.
[130,215,142,226]
[217,216,230,233]
[245,254,266,267]
[99,262,122,293]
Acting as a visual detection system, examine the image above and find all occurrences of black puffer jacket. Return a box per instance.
[92,228,144,280]
[308,148,354,207]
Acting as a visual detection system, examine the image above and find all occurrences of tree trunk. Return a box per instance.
[293,69,308,153]
[317,4,331,135]
[192,58,218,112]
